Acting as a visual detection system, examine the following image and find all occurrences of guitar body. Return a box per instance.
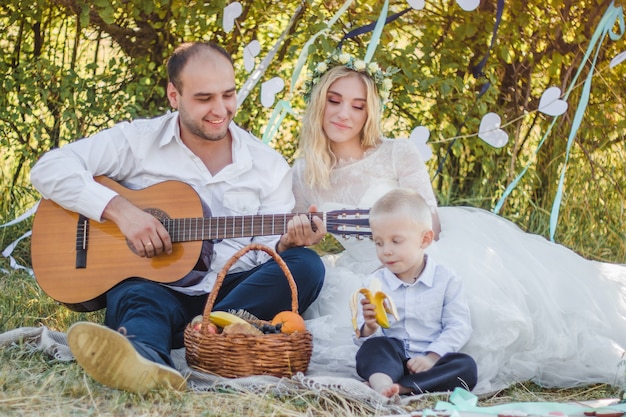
[31,177,204,312]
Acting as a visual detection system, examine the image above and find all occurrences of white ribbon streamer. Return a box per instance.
[1,230,33,275]
[0,201,39,275]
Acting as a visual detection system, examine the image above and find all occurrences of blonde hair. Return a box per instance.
[370,188,433,230]
[297,66,383,189]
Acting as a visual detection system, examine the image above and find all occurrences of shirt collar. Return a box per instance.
[158,111,180,147]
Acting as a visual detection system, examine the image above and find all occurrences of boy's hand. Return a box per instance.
[406,352,440,373]
[360,297,380,337]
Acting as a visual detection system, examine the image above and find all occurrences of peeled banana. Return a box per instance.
[209,311,248,328]
[350,277,399,336]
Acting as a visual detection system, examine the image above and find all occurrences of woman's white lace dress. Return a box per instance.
[293,138,626,394]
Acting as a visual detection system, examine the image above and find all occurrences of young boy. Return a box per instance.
[354,188,477,397]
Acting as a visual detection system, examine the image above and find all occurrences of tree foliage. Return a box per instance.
[0,0,624,261]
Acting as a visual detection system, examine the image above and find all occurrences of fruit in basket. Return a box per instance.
[206,322,219,334]
[209,311,248,328]
[190,315,219,334]
[191,315,203,332]
[271,311,307,334]
[222,322,264,336]
[258,323,282,334]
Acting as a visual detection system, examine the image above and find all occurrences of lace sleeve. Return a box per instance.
[392,139,439,210]
[291,159,313,213]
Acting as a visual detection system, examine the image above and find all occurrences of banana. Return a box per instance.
[208,311,248,328]
[350,277,399,336]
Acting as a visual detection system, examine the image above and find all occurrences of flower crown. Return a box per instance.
[303,52,399,105]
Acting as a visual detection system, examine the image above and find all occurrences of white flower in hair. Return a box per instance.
[338,53,351,64]
[303,51,399,106]
[316,61,328,73]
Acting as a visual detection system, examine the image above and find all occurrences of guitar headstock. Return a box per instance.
[323,209,371,239]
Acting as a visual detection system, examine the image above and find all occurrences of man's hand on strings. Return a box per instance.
[102,195,173,258]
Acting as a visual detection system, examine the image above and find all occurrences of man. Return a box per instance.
[30,42,326,394]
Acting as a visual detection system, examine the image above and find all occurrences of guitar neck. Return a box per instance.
[163,212,311,242]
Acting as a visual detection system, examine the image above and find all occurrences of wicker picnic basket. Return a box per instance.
[183,243,313,378]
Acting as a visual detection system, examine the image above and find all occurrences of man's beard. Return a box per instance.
[179,108,231,142]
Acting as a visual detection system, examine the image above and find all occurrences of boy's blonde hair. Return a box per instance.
[370,188,433,230]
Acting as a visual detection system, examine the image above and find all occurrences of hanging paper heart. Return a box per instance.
[409,126,433,161]
[538,86,568,116]
[260,77,284,108]
[243,40,261,73]
[478,112,508,148]
[222,2,242,33]
[610,51,626,68]
[406,0,425,10]
[456,0,480,11]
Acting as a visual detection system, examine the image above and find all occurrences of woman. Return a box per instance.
[293,53,626,394]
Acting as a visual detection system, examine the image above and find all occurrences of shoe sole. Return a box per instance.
[67,322,186,394]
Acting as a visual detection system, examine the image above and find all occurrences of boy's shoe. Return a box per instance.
[67,321,186,394]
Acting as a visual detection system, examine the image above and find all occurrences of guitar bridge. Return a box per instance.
[76,214,89,269]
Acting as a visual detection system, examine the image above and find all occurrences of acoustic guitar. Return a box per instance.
[30,177,370,312]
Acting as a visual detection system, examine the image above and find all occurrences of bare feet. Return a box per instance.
[368,372,401,398]
[380,383,400,397]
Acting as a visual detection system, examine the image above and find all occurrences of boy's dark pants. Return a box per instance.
[356,336,478,393]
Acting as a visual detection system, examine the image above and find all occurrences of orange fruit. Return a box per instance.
[271,311,307,334]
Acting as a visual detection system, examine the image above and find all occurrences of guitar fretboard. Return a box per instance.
[162,213,307,242]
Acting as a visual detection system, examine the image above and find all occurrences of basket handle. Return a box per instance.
[201,243,299,324]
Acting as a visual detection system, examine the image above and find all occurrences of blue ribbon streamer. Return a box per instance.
[494,1,624,242]
[290,0,354,92]
[548,1,624,241]
[363,0,389,63]
[262,99,297,144]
